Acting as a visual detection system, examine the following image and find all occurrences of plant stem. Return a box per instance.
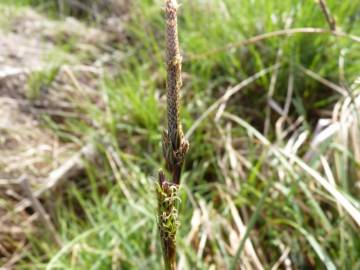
[157,171,180,270]
[157,1,189,269]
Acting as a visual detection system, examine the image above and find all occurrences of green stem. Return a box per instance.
[230,183,271,270]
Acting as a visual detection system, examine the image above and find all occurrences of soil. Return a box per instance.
[0,7,120,267]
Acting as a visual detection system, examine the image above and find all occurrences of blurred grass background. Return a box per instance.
[1,0,360,269]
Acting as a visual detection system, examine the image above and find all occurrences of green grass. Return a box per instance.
[27,67,59,100]
[3,0,360,269]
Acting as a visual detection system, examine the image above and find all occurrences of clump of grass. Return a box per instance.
[27,67,59,100]
[156,0,189,269]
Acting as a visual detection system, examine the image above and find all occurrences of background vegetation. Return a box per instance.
[1,0,359,269]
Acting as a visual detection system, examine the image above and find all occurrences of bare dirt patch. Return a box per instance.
[0,7,109,267]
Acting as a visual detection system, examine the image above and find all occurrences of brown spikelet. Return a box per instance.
[165,0,182,140]
[157,1,189,269]
[162,0,189,185]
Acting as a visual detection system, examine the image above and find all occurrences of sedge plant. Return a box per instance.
[156,0,189,269]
